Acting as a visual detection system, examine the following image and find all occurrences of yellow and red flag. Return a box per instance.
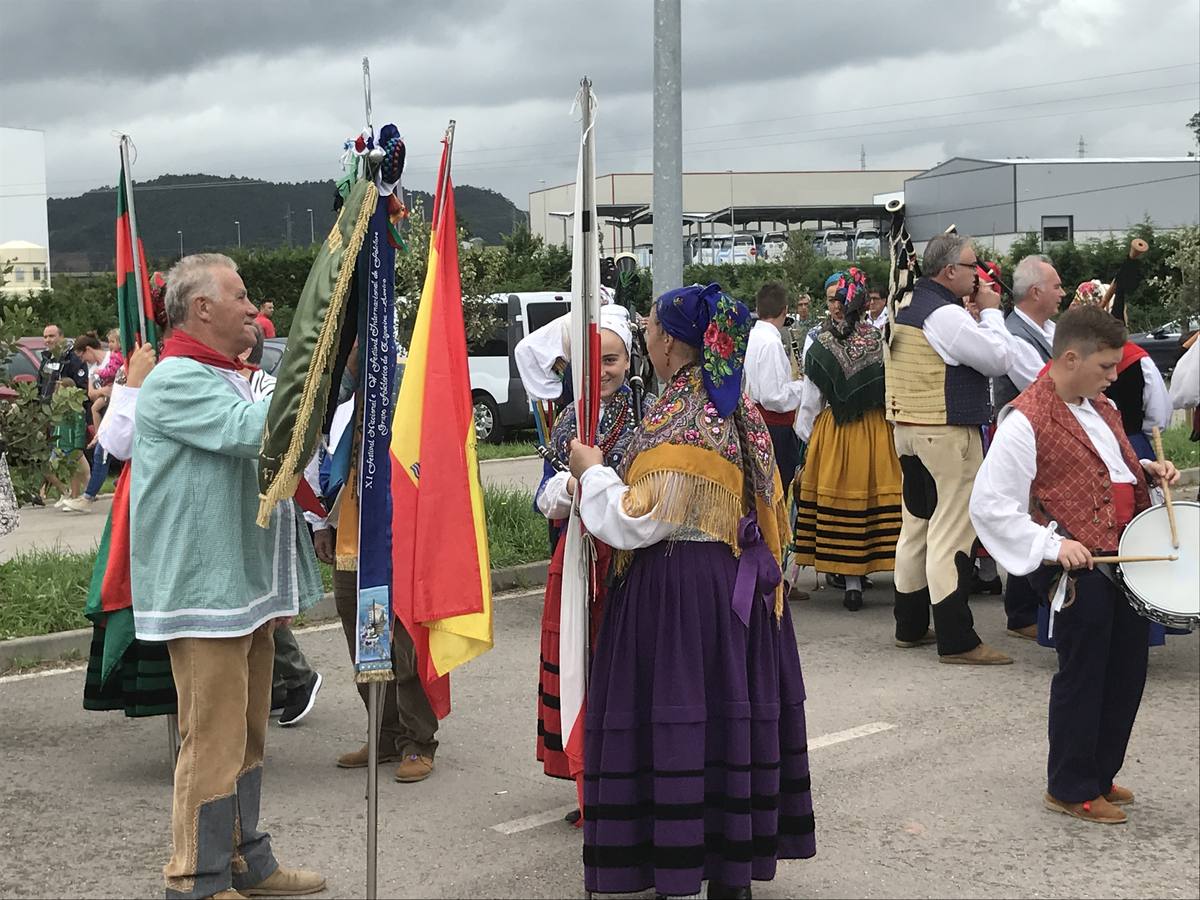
[390,131,492,719]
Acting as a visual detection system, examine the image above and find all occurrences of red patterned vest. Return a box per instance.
[1010,374,1152,553]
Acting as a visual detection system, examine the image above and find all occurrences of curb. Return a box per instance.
[0,560,550,674]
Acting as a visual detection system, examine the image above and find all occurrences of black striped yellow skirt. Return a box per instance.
[791,407,901,576]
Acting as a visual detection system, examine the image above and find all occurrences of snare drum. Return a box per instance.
[1116,500,1200,631]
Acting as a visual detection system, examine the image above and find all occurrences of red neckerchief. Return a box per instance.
[160,329,242,371]
[1116,341,1148,375]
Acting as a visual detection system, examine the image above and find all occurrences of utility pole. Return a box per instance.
[860,144,867,170]
[1078,135,1086,158]
[652,0,683,299]
[306,208,315,244]
[234,220,241,248]
[284,204,294,246]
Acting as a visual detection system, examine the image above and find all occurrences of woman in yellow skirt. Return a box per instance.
[792,268,902,611]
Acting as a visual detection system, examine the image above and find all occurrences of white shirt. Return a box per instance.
[577,465,677,550]
[744,320,804,413]
[1169,340,1200,409]
[793,377,826,443]
[97,383,139,460]
[923,305,1013,377]
[871,309,888,331]
[1002,307,1056,392]
[514,313,569,402]
[970,397,1138,577]
[535,470,573,520]
[1137,356,1171,435]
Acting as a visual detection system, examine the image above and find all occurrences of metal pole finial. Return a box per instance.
[362,57,374,140]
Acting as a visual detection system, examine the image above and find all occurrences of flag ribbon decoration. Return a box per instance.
[352,133,402,682]
[560,77,602,787]
[390,121,494,720]
[82,136,160,688]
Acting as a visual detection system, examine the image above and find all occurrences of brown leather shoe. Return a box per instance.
[788,587,811,602]
[1007,624,1038,640]
[1105,783,1135,805]
[206,891,247,899]
[336,743,402,769]
[242,865,327,896]
[939,643,1013,665]
[895,629,937,648]
[395,753,434,783]
[1044,792,1126,824]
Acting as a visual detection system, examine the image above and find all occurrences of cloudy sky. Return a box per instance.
[2,0,1198,208]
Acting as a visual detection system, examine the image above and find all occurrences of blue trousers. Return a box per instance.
[1004,573,1040,631]
[1047,569,1149,802]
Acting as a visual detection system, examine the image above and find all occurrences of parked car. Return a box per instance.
[813,229,852,259]
[261,337,288,377]
[1,339,45,400]
[760,230,790,261]
[853,227,882,258]
[1129,317,1199,378]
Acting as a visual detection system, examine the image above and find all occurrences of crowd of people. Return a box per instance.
[2,234,1194,898]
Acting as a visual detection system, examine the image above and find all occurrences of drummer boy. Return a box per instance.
[968,305,1179,825]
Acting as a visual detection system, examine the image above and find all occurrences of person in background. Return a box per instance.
[255,299,277,339]
[746,281,805,499]
[62,334,113,513]
[868,287,888,331]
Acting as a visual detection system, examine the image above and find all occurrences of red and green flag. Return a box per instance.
[115,156,157,356]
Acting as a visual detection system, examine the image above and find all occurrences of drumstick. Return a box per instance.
[1091,554,1178,564]
[1150,426,1179,548]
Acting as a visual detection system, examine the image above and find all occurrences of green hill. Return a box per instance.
[48,174,526,272]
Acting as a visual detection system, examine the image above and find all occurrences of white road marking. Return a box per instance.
[808,720,896,750]
[0,663,87,684]
[491,803,580,835]
[491,720,897,835]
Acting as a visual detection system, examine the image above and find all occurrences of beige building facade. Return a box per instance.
[0,240,50,294]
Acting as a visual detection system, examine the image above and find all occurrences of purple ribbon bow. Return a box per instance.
[731,512,782,627]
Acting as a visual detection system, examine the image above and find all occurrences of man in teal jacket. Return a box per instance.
[131,253,325,899]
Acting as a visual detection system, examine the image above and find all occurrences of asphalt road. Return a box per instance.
[1,575,1196,899]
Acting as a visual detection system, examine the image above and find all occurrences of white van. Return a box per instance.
[468,291,570,442]
[761,230,790,260]
[715,232,761,265]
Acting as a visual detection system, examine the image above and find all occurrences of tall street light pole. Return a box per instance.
[652,0,683,300]
[177,230,183,260]
[306,208,315,244]
[235,220,241,248]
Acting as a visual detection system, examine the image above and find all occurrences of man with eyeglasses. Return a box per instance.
[883,232,1014,665]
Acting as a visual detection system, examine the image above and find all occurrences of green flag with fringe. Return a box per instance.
[257,177,378,525]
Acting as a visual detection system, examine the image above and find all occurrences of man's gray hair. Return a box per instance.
[922,233,973,276]
[1012,254,1054,302]
[164,253,238,327]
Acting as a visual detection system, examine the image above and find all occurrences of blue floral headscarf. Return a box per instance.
[654,282,750,418]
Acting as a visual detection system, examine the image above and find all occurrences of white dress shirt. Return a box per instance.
[514,313,569,402]
[1137,356,1172,435]
[744,320,804,413]
[97,383,139,460]
[535,470,573,520]
[923,305,1013,377]
[577,465,678,550]
[871,309,888,331]
[1169,340,1199,409]
[1002,307,1056,392]
[970,396,1138,577]
[793,377,826,443]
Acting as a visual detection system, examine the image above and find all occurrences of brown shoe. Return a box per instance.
[1007,624,1038,640]
[1105,783,1135,806]
[206,892,247,899]
[895,629,937,649]
[1043,792,1127,824]
[242,865,326,896]
[336,743,402,769]
[788,587,811,602]
[395,753,434,783]
[939,643,1013,665]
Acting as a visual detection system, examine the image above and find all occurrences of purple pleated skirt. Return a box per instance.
[583,540,816,896]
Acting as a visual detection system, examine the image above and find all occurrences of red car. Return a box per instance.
[1,337,48,400]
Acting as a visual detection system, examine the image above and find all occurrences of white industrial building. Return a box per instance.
[903,157,1200,253]
[0,126,51,291]
[528,169,921,253]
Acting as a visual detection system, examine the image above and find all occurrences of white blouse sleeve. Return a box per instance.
[793,376,826,443]
[969,409,1063,576]
[96,383,138,460]
[1169,341,1199,409]
[1139,357,1172,433]
[577,464,678,550]
[535,470,573,520]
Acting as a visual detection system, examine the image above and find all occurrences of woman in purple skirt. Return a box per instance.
[569,283,816,899]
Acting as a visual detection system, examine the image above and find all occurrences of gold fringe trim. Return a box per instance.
[354,669,395,684]
[622,469,745,552]
[335,554,359,571]
[255,181,378,528]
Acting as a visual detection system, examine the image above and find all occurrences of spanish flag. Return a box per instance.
[390,134,493,719]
